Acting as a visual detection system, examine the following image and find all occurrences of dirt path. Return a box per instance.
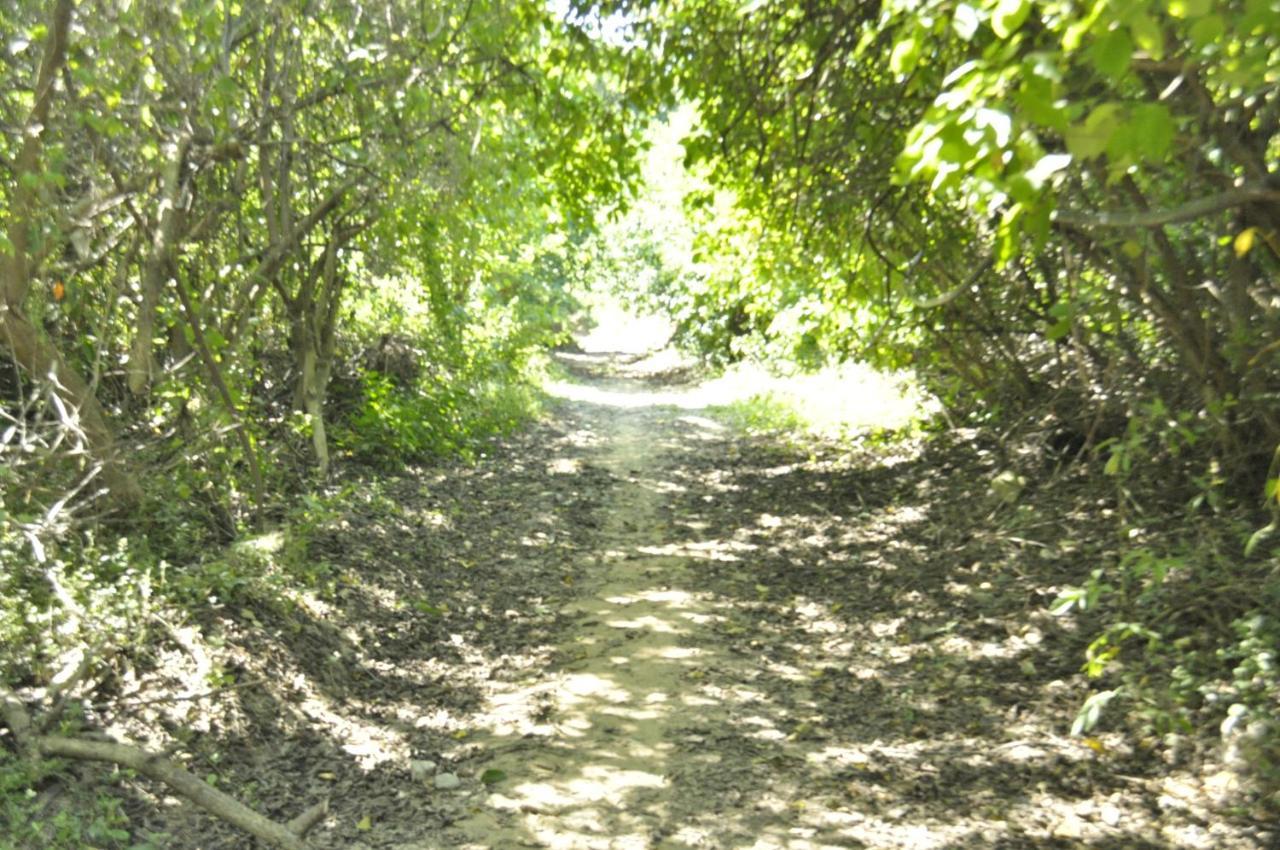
[426,352,1266,850]
[143,348,1269,850]
[446,355,770,848]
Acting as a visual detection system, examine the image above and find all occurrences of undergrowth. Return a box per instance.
[0,283,558,847]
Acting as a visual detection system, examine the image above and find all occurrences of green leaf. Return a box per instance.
[1244,522,1275,557]
[1064,103,1122,160]
[1111,103,1175,162]
[1071,689,1118,735]
[996,204,1023,267]
[890,33,922,77]
[1050,587,1082,615]
[1168,0,1211,18]
[1188,14,1224,47]
[1046,318,1072,341]
[1017,74,1067,130]
[992,0,1030,38]
[480,768,507,785]
[1090,28,1133,80]
[1127,12,1164,60]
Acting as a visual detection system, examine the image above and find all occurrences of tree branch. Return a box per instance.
[1,689,325,850]
[1055,184,1280,229]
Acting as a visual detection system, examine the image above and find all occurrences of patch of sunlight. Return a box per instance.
[677,414,725,431]
[635,538,756,560]
[235,530,283,554]
[547,347,931,433]
[937,632,1035,660]
[870,617,905,638]
[793,601,844,636]
[703,360,934,435]
[700,683,766,705]
[594,705,669,724]
[413,506,450,527]
[808,817,957,850]
[560,672,632,702]
[764,659,812,681]
[545,376,701,411]
[546,457,581,474]
[642,478,687,494]
[495,765,667,814]
[806,744,873,768]
[577,302,674,354]
[281,586,335,620]
[678,610,725,625]
[561,426,602,447]
[296,694,409,769]
[604,615,685,633]
[632,644,703,661]
[604,588,697,606]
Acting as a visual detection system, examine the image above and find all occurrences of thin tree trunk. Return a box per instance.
[173,266,267,519]
[0,0,141,508]
[128,136,191,395]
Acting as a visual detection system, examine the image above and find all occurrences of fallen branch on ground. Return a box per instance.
[1,688,325,850]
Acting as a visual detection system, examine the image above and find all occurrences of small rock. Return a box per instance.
[410,760,437,782]
[434,772,462,790]
[1099,804,1122,826]
[1052,815,1085,839]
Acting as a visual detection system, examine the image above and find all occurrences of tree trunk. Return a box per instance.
[0,0,142,509]
[0,305,142,505]
[128,137,190,395]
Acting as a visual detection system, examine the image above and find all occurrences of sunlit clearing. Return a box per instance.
[577,301,673,354]
[550,338,930,436]
[705,361,935,435]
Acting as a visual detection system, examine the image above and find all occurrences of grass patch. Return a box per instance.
[702,361,932,439]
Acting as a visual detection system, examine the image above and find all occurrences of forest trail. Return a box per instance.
[147,341,1259,850]
[405,347,1245,849]
[446,350,794,848]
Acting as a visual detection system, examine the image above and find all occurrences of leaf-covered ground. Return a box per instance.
[107,349,1270,849]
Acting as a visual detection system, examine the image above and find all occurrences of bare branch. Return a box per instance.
[1055,184,1280,229]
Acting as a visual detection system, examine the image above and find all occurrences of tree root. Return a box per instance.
[2,689,325,850]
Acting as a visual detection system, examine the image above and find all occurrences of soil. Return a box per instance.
[111,349,1272,849]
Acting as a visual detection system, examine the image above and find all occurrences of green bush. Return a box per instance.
[334,340,543,468]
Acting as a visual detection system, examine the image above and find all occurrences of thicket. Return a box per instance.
[584,0,1280,814]
[0,1,643,845]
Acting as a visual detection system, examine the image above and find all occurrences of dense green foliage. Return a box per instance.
[1,4,645,841]
[602,0,1279,475]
